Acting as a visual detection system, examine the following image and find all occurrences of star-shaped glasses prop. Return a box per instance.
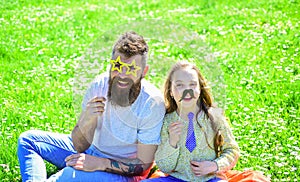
[110,56,141,77]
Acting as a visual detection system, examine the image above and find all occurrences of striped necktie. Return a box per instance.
[185,112,196,152]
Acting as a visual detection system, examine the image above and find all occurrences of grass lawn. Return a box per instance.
[1,0,299,181]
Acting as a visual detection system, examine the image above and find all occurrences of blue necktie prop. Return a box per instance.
[185,112,196,152]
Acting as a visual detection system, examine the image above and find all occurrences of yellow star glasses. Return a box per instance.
[110,56,141,77]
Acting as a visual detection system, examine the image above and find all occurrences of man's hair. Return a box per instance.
[112,31,149,68]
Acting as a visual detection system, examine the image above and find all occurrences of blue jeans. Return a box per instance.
[141,175,223,182]
[17,130,139,182]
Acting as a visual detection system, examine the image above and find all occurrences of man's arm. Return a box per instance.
[65,142,157,176]
[71,115,97,152]
[72,97,105,152]
[105,143,157,176]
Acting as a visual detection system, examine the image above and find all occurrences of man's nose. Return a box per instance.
[118,67,128,78]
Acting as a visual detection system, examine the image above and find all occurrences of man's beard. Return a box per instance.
[107,76,142,107]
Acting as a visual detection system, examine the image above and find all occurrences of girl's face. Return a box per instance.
[170,67,201,111]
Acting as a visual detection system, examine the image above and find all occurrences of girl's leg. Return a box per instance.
[207,177,226,182]
[143,176,224,182]
[17,130,76,181]
[141,175,187,182]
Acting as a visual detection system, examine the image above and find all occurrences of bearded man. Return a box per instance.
[17,32,165,181]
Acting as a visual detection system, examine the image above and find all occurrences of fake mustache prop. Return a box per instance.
[179,89,196,102]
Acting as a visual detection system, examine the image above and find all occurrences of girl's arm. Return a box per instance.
[213,117,240,172]
[154,119,181,173]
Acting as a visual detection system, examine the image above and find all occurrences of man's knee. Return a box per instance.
[47,167,78,181]
[18,130,40,144]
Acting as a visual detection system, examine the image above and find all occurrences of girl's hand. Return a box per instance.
[168,121,184,148]
[190,160,218,176]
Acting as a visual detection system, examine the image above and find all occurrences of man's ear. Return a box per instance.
[142,65,149,78]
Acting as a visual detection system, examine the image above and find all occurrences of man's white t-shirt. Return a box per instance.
[82,73,165,159]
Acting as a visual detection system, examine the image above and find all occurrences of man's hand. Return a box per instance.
[72,96,106,152]
[190,160,218,176]
[78,96,106,126]
[168,121,184,148]
[65,153,108,172]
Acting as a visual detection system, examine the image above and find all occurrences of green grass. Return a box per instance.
[1,0,299,181]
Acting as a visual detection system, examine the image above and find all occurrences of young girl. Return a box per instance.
[143,61,240,182]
